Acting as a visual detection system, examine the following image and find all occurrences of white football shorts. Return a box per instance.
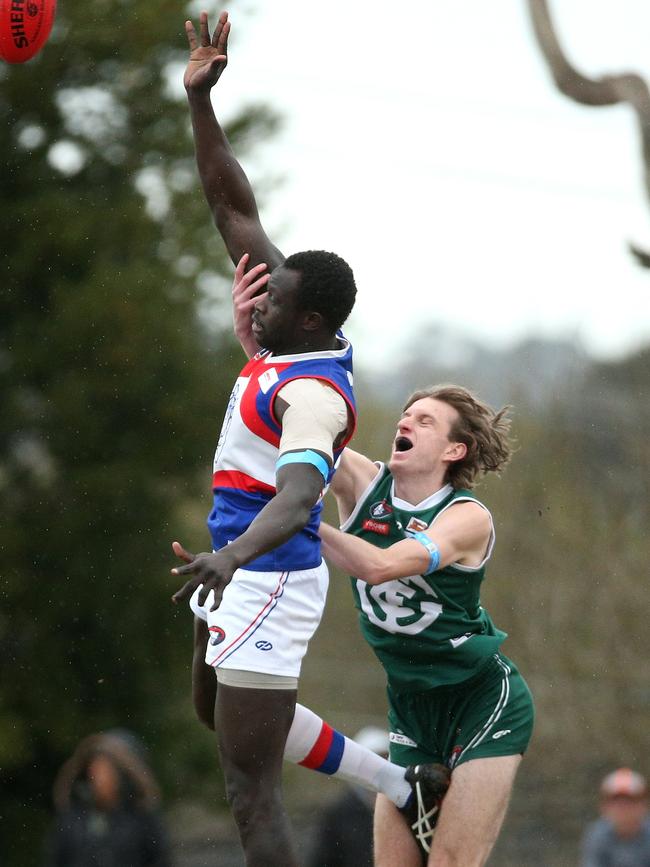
[189,560,329,678]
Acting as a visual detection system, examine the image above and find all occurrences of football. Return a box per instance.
[0,0,57,64]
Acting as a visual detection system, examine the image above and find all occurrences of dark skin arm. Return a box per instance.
[172,457,326,609]
[184,11,285,270]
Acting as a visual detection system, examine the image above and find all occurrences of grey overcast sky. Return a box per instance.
[187,0,650,366]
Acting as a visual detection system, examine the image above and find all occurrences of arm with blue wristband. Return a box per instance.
[171,379,348,609]
[319,499,491,586]
[319,524,440,586]
[276,449,331,482]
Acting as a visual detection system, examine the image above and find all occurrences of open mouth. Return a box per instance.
[394,436,413,452]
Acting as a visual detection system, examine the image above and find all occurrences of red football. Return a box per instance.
[0,0,57,64]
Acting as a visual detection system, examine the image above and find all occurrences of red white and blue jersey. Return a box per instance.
[208,336,356,571]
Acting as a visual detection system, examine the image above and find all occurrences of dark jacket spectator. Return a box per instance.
[43,730,172,867]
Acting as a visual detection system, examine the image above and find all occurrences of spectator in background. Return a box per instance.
[580,767,650,867]
[43,729,172,867]
[307,727,390,867]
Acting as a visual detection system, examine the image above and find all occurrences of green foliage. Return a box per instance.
[0,2,278,862]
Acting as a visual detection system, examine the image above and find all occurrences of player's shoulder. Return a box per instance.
[340,449,382,489]
[434,495,492,537]
[329,451,383,522]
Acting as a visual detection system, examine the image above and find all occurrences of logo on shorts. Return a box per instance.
[389,732,418,748]
[449,745,463,769]
[492,729,511,740]
[209,626,226,646]
[369,500,392,520]
[255,640,273,651]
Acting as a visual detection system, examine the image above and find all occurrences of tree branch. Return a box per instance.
[527,0,650,266]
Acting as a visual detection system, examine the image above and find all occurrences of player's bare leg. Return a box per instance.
[375,793,423,867]
[428,754,521,866]
[192,616,216,729]
[215,683,299,867]
[374,755,521,867]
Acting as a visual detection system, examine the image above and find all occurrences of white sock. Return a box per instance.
[285,703,412,808]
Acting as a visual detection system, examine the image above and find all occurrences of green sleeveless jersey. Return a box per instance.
[344,463,506,692]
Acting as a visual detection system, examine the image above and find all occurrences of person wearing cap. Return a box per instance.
[580,767,650,867]
[307,727,390,867]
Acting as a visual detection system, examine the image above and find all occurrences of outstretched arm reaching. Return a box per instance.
[184,11,285,270]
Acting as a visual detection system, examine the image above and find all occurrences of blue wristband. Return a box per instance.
[406,530,440,575]
[276,449,330,482]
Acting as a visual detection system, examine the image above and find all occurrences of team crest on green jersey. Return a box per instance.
[369,499,392,520]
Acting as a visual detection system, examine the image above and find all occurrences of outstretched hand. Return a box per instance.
[232,252,269,357]
[170,540,237,611]
[184,10,231,94]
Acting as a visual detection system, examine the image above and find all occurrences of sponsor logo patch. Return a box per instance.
[389,732,418,748]
[209,626,226,646]
[406,517,429,533]
[258,367,279,394]
[369,499,393,519]
[362,519,390,535]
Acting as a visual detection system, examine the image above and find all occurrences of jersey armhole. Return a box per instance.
[339,462,386,532]
[429,497,495,571]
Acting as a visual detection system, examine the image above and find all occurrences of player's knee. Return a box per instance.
[430,842,484,867]
[225,778,282,829]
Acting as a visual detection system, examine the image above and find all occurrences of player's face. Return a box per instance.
[389,397,464,477]
[251,266,302,352]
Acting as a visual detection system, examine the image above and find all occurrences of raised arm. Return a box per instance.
[184,11,285,270]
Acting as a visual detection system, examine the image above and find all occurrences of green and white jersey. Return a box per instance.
[343,463,506,692]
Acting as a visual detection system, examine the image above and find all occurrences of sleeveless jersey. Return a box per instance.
[343,463,506,691]
[208,337,356,571]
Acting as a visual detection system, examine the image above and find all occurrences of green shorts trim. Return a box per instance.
[387,653,534,770]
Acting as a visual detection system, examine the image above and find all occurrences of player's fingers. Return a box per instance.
[209,587,224,611]
[198,581,217,607]
[234,252,250,283]
[245,279,270,302]
[233,262,267,296]
[199,10,210,47]
[236,272,269,301]
[171,540,195,563]
[185,20,198,52]
[171,561,196,576]
[212,11,228,49]
[216,19,231,54]
[171,578,197,604]
[236,294,264,315]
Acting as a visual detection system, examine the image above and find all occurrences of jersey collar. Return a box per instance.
[390,482,454,512]
[265,336,351,363]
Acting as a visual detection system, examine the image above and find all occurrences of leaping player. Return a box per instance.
[171,10,451,866]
